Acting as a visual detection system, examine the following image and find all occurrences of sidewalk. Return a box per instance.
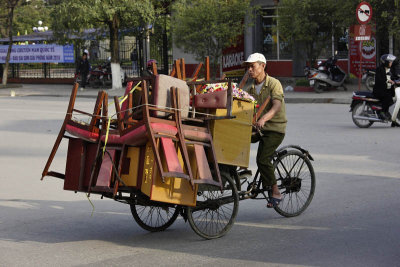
[0,82,358,104]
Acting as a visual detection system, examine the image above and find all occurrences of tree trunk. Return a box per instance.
[2,4,15,86]
[109,14,122,90]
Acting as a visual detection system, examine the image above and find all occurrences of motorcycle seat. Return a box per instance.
[352,91,380,101]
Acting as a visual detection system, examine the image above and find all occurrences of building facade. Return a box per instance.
[173,0,351,78]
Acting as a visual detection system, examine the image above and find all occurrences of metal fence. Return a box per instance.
[4,59,173,79]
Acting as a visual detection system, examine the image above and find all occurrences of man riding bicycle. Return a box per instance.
[243,53,287,208]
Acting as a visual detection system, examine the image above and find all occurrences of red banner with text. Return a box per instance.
[349,25,376,77]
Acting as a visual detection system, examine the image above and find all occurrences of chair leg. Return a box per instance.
[87,138,103,196]
[113,145,127,198]
[42,83,79,180]
[41,124,66,180]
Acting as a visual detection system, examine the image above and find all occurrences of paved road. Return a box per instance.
[0,96,399,266]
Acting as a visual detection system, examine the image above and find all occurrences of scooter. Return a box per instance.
[88,64,109,88]
[350,91,399,128]
[87,59,127,88]
[362,68,375,92]
[304,56,347,93]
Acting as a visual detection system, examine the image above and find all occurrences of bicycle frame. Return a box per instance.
[237,145,314,201]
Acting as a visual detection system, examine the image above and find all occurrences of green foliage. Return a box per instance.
[277,0,357,65]
[295,78,310,86]
[13,0,51,36]
[171,0,253,76]
[349,73,357,79]
[369,0,400,37]
[0,0,51,38]
[50,0,155,62]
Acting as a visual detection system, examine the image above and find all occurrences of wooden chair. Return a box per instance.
[170,57,211,88]
[93,75,195,196]
[41,83,108,180]
[175,79,234,189]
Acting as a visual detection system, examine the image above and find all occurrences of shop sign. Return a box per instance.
[222,35,244,76]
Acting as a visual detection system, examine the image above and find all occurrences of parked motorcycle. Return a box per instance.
[304,56,347,93]
[88,63,111,88]
[350,90,399,128]
[361,68,375,92]
[89,59,127,88]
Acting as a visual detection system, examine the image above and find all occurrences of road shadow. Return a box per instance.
[1,171,400,266]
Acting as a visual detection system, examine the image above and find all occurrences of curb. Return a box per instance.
[0,94,120,99]
[285,98,351,104]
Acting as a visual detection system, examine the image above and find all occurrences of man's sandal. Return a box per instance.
[266,197,282,208]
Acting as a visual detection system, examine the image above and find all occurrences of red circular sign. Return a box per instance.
[356,2,372,24]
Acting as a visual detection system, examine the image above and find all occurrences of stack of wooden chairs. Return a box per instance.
[41,57,236,203]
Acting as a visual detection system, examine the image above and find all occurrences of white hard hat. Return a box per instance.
[243,53,266,66]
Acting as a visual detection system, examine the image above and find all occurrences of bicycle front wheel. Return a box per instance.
[273,150,315,217]
[187,173,239,239]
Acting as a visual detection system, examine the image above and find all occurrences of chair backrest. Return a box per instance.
[152,74,190,118]
[194,90,227,109]
[187,79,234,118]
[120,81,133,119]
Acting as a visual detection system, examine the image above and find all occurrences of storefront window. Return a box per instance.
[261,7,345,61]
[279,34,292,59]
[336,29,349,59]
[262,7,292,60]
[262,14,277,59]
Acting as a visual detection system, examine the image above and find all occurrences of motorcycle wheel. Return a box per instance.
[352,103,374,128]
[365,76,374,92]
[313,81,324,93]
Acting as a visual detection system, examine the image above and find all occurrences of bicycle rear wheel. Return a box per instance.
[187,173,239,239]
[130,203,180,232]
[273,150,315,217]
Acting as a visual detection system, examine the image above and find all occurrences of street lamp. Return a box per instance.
[32,20,48,32]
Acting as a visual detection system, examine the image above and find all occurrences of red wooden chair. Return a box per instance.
[41,83,108,180]
[174,79,234,189]
[90,75,194,196]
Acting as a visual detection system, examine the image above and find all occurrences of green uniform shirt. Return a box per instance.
[248,75,287,134]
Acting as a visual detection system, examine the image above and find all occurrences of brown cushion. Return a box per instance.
[152,74,190,118]
[183,129,211,142]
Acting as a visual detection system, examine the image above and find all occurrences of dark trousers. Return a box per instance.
[81,72,88,88]
[374,91,394,112]
[381,96,394,112]
[255,131,285,186]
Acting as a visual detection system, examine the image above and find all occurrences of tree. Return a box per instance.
[171,0,253,77]
[277,0,357,66]
[368,0,400,56]
[51,0,155,89]
[13,0,51,36]
[0,0,20,86]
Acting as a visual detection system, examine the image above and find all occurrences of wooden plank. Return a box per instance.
[193,144,213,181]
[95,150,116,187]
[120,146,141,187]
[211,99,253,168]
[181,58,186,80]
[160,137,184,174]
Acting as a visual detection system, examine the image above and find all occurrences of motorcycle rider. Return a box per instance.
[373,54,396,121]
[390,57,400,127]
